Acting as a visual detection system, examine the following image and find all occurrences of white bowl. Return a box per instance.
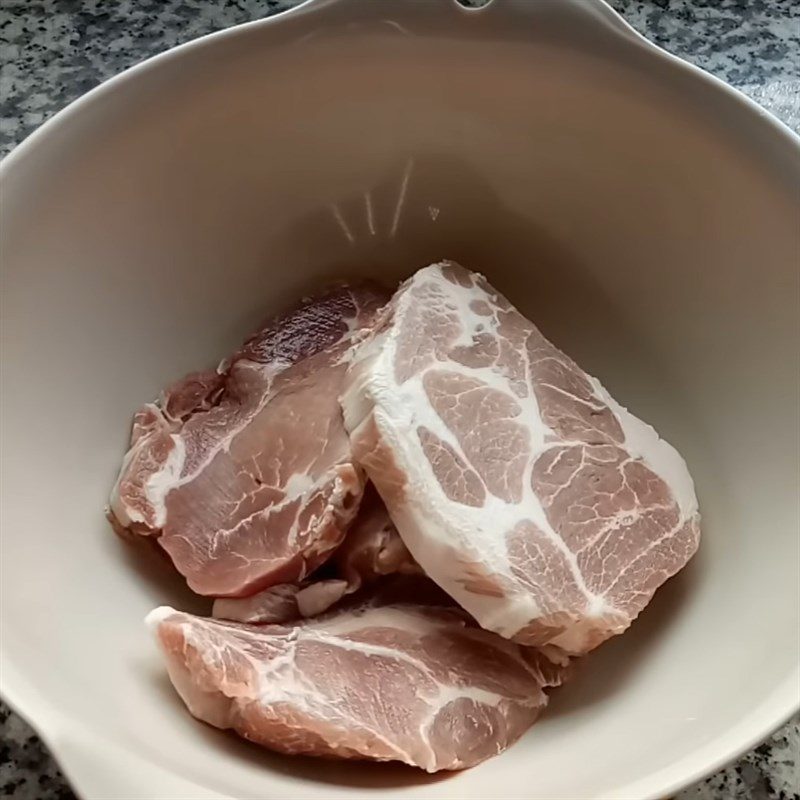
[2,1,798,798]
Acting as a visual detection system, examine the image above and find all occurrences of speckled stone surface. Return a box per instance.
[0,1,798,799]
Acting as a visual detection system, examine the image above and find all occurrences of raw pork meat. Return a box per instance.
[109,284,388,597]
[334,484,420,589]
[213,486,419,623]
[212,578,350,625]
[148,589,567,771]
[342,262,700,654]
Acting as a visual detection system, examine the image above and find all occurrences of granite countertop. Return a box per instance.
[0,1,798,798]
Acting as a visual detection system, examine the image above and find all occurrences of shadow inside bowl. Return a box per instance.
[139,668,458,791]
[545,551,704,719]
[113,530,212,616]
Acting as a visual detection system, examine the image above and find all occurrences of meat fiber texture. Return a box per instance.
[109,283,389,597]
[148,588,568,771]
[341,262,700,655]
[334,484,421,589]
[213,486,420,624]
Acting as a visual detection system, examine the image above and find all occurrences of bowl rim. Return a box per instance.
[1,1,798,798]
[1,0,798,180]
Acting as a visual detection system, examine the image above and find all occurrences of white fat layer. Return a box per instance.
[342,263,698,650]
[143,435,186,528]
[283,471,315,498]
[295,580,349,617]
[145,605,179,630]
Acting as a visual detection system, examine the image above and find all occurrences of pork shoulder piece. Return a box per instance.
[341,262,701,654]
[147,597,567,771]
[109,284,389,597]
[212,486,419,624]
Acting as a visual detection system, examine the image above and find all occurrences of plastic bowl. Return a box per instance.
[1,1,798,798]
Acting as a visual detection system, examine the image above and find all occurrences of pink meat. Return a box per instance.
[334,484,420,589]
[109,284,389,597]
[148,590,567,771]
[213,485,419,624]
[341,262,701,654]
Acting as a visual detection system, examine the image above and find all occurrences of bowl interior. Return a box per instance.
[2,2,798,798]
